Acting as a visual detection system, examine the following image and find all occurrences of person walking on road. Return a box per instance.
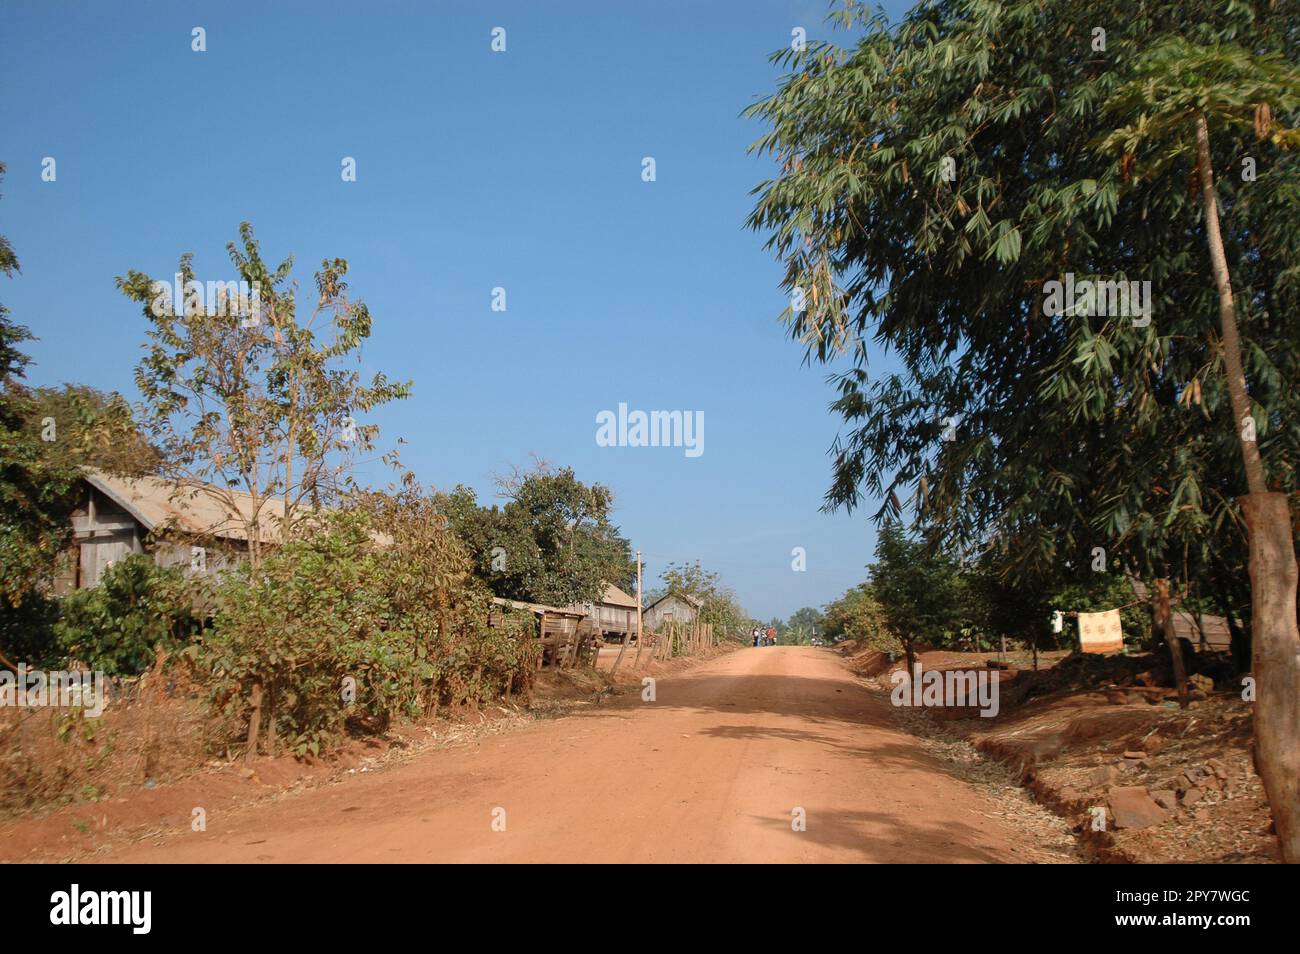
[766,626,777,647]
[752,626,761,647]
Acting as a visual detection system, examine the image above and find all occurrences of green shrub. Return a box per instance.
[53,555,200,675]
[204,487,538,759]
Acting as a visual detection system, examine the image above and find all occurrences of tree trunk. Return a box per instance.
[1155,578,1188,706]
[265,684,277,758]
[1195,113,1267,496]
[244,680,263,763]
[1242,493,1300,863]
[1196,112,1300,863]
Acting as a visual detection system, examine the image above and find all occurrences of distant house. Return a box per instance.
[567,583,640,644]
[54,469,288,594]
[489,597,593,668]
[642,591,701,632]
[1125,579,1233,652]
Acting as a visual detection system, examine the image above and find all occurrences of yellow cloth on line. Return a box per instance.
[1078,609,1124,654]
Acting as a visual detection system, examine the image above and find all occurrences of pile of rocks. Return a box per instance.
[1103,756,1237,829]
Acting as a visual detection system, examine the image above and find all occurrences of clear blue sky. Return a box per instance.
[2,0,908,621]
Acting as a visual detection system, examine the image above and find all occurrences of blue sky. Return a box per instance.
[2,0,908,621]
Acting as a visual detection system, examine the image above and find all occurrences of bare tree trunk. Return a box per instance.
[1196,112,1300,862]
[245,680,263,763]
[1196,115,1268,496]
[266,684,276,758]
[1155,577,1188,706]
[1243,494,1300,862]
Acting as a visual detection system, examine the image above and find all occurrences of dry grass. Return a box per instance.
[0,665,236,820]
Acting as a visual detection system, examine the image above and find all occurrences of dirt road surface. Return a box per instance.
[102,647,1061,863]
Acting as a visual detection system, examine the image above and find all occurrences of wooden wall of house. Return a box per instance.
[60,483,250,592]
[643,595,698,632]
[153,539,245,577]
[593,603,635,635]
[68,485,145,589]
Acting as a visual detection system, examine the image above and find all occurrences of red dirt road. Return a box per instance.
[101,647,1059,863]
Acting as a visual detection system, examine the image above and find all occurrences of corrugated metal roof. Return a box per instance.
[644,591,702,611]
[599,583,638,608]
[83,468,290,544]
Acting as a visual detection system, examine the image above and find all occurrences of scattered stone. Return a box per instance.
[1089,764,1121,786]
[1206,758,1230,780]
[1150,789,1178,812]
[1141,733,1167,754]
[1182,787,1205,807]
[1108,786,1169,829]
[1123,750,1145,760]
[1188,673,1215,693]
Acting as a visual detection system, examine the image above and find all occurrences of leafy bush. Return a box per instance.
[53,555,201,675]
[821,584,903,656]
[204,482,538,758]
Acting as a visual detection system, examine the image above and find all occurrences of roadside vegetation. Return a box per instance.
[0,209,750,811]
[747,0,1299,858]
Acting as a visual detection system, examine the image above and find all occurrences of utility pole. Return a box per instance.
[613,549,642,676]
[631,550,646,669]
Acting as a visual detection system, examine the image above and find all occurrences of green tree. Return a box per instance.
[747,0,1299,860]
[23,384,159,477]
[1097,36,1300,860]
[788,606,825,639]
[868,522,965,673]
[53,555,200,676]
[821,584,899,655]
[117,223,411,570]
[0,163,83,609]
[444,462,634,607]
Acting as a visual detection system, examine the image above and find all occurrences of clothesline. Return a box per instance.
[1059,596,1147,617]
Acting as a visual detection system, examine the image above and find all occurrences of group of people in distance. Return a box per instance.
[751,625,777,647]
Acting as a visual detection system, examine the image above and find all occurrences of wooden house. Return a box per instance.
[53,468,288,594]
[489,597,594,668]
[1125,579,1233,652]
[642,591,702,633]
[566,583,639,644]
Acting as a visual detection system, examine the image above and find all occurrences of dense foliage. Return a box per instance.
[53,555,200,676]
[443,463,635,607]
[206,483,537,757]
[746,0,1299,639]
